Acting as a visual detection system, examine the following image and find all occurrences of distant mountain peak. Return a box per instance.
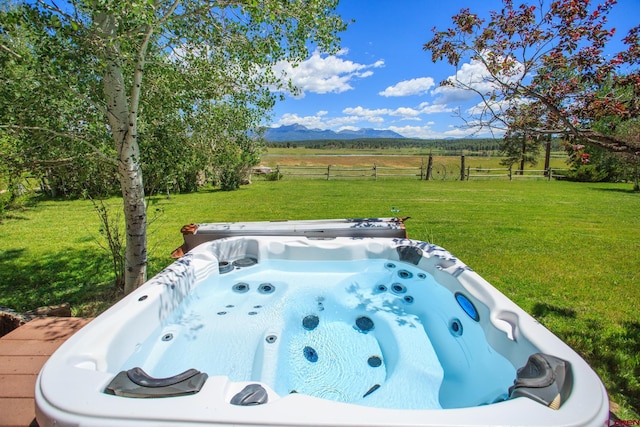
[281,124,308,130]
[264,124,405,142]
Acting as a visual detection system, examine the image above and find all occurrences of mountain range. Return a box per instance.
[263,124,405,142]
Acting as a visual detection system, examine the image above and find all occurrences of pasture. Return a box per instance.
[0,176,638,418]
[261,150,569,172]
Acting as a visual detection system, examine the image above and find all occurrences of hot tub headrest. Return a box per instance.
[105,367,208,398]
[509,353,573,410]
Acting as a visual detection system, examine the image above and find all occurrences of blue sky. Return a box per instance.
[268,0,640,139]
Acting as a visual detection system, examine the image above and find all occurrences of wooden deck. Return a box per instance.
[0,317,92,427]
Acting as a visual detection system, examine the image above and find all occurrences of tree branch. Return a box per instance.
[0,43,23,59]
[36,0,80,28]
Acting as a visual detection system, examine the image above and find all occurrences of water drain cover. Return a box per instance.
[355,316,374,332]
[302,315,319,330]
[303,346,318,363]
[368,356,382,367]
[233,257,257,268]
[232,283,250,293]
[258,283,275,294]
[218,261,234,274]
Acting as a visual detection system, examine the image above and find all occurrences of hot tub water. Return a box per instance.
[121,258,515,410]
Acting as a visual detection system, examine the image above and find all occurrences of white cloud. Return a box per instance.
[466,100,500,116]
[274,50,384,98]
[379,77,436,97]
[329,115,366,126]
[276,112,363,129]
[431,85,479,105]
[343,106,390,117]
[417,102,455,114]
[387,124,468,139]
[430,60,493,105]
[337,126,360,132]
[388,124,498,139]
[388,125,436,139]
[361,116,385,124]
[391,107,421,117]
[277,113,326,129]
[466,96,532,117]
[432,55,524,105]
[343,105,426,121]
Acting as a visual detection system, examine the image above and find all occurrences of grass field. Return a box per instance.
[260,152,570,181]
[1,177,638,418]
[261,151,569,170]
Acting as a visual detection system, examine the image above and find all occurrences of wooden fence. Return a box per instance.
[465,166,570,180]
[274,163,425,180]
[264,156,570,181]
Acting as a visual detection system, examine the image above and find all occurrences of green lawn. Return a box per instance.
[1,179,638,417]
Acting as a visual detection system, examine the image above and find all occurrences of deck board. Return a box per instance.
[0,375,37,398]
[0,317,91,427]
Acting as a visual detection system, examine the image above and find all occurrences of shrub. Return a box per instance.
[565,164,608,182]
[265,171,283,181]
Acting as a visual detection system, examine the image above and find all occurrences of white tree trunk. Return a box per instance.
[97,13,147,293]
[118,142,147,294]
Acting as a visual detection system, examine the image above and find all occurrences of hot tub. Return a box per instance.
[35,236,609,426]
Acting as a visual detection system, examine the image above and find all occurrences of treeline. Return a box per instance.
[265,138,565,154]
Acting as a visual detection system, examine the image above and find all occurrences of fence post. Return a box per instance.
[326,165,331,180]
[420,158,424,180]
[634,154,639,191]
[276,165,281,181]
[466,166,470,181]
[460,155,466,181]
[426,155,433,180]
[374,163,378,181]
[544,140,551,177]
[508,166,512,181]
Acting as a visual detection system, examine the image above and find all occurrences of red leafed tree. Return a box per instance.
[423,0,640,155]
